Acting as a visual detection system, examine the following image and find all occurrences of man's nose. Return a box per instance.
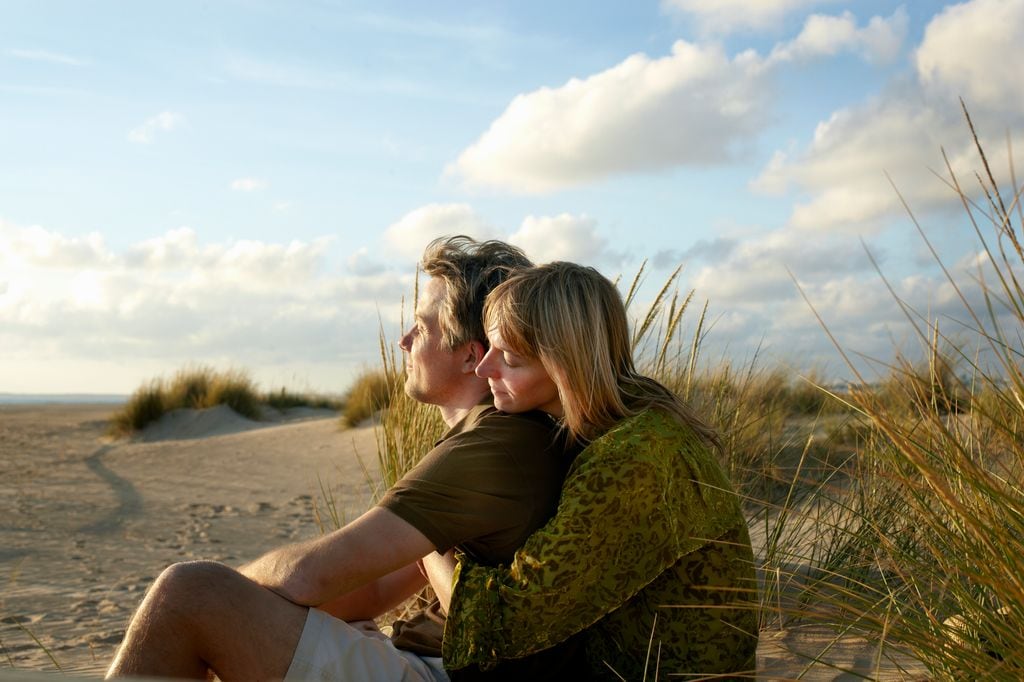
[398,330,412,351]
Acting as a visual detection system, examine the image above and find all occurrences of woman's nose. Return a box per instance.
[475,350,496,378]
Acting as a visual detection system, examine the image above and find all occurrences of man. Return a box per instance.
[106,236,577,680]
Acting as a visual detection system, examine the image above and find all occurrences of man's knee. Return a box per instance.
[148,560,242,610]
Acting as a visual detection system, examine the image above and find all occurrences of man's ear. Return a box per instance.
[462,340,486,373]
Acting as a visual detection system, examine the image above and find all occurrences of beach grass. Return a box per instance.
[357,109,1023,678]
[340,368,397,428]
[108,365,341,436]
[742,107,1024,677]
[9,109,1021,680]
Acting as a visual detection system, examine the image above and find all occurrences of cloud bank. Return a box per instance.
[448,8,908,194]
[0,220,406,393]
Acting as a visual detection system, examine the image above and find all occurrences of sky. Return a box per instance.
[2,0,1022,395]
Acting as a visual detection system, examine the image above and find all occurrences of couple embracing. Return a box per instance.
[107,236,758,681]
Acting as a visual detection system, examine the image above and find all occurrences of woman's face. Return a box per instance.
[476,326,563,417]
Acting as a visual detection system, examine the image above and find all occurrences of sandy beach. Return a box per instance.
[0,403,924,681]
[1,403,378,678]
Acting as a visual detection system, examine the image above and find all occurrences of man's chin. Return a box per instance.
[403,381,429,405]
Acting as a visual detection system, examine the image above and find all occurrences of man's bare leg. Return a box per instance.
[107,561,307,681]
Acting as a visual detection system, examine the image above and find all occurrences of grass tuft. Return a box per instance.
[108,365,341,436]
[340,369,397,428]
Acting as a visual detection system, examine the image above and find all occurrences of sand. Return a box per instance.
[0,403,925,681]
[1,403,378,678]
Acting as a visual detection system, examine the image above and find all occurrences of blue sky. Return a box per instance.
[2,0,1021,394]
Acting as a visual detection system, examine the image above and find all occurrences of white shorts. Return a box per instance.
[284,608,448,682]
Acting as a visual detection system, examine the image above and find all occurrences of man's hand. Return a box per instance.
[238,506,436,606]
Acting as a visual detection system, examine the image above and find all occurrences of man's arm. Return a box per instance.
[316,563,427,621]
[239,506,435,606]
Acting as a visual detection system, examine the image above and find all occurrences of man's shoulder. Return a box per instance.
[458,406,562,447]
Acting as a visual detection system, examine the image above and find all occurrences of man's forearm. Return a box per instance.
[238,539,323,604]
[237,506,437,607]
[317,563,427,621]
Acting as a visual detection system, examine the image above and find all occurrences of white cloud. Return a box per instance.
[653,238,738,269]
[128,111,185,144]
[449,40,771,193]
[382,204,499,262]
[916,0,1024,114]
[451,9,905,196]
[751,99,954,231]
[382,205,625,267]
[507,214,626,266]
[0,220,409,393]
[661,0,840,34]
[768,8,907,64]
[752,0,1024,233]
[231,177,269,192]
[0,220,111,268]
[669,219,1010,378]
[6,48,85,66]
[347,247,387,276]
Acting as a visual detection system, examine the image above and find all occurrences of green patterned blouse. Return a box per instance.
[443,408,758,680]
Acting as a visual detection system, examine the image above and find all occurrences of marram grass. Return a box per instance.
[362,110,1023,679]
[108,365,340,436]
[18,107,1017,681]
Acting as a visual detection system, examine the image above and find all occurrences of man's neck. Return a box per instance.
[437,388,492,428]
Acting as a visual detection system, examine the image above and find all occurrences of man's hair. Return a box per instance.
[484,261,719,448]
[420,235,532,351]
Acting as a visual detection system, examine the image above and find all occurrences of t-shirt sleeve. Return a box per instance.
[378,415,559,557]
[442,411,740,670]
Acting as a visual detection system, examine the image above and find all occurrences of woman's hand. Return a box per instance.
[420,550,458,613]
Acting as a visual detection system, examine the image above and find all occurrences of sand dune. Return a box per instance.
[0,403,924,680]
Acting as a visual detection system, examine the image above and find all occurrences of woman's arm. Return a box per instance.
[443,413,738,669]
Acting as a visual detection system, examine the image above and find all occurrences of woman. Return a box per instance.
[434,262,758,680]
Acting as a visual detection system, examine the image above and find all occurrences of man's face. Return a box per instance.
[398,277,467,406]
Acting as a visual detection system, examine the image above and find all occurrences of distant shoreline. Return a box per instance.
[0,393,128,405]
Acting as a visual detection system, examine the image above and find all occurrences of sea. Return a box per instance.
[0,393,128,405]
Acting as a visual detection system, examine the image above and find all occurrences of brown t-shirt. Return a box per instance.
[378,403,576,665]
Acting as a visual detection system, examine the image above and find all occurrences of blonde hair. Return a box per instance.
[484,261,718,447]
[420,235,532,351]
